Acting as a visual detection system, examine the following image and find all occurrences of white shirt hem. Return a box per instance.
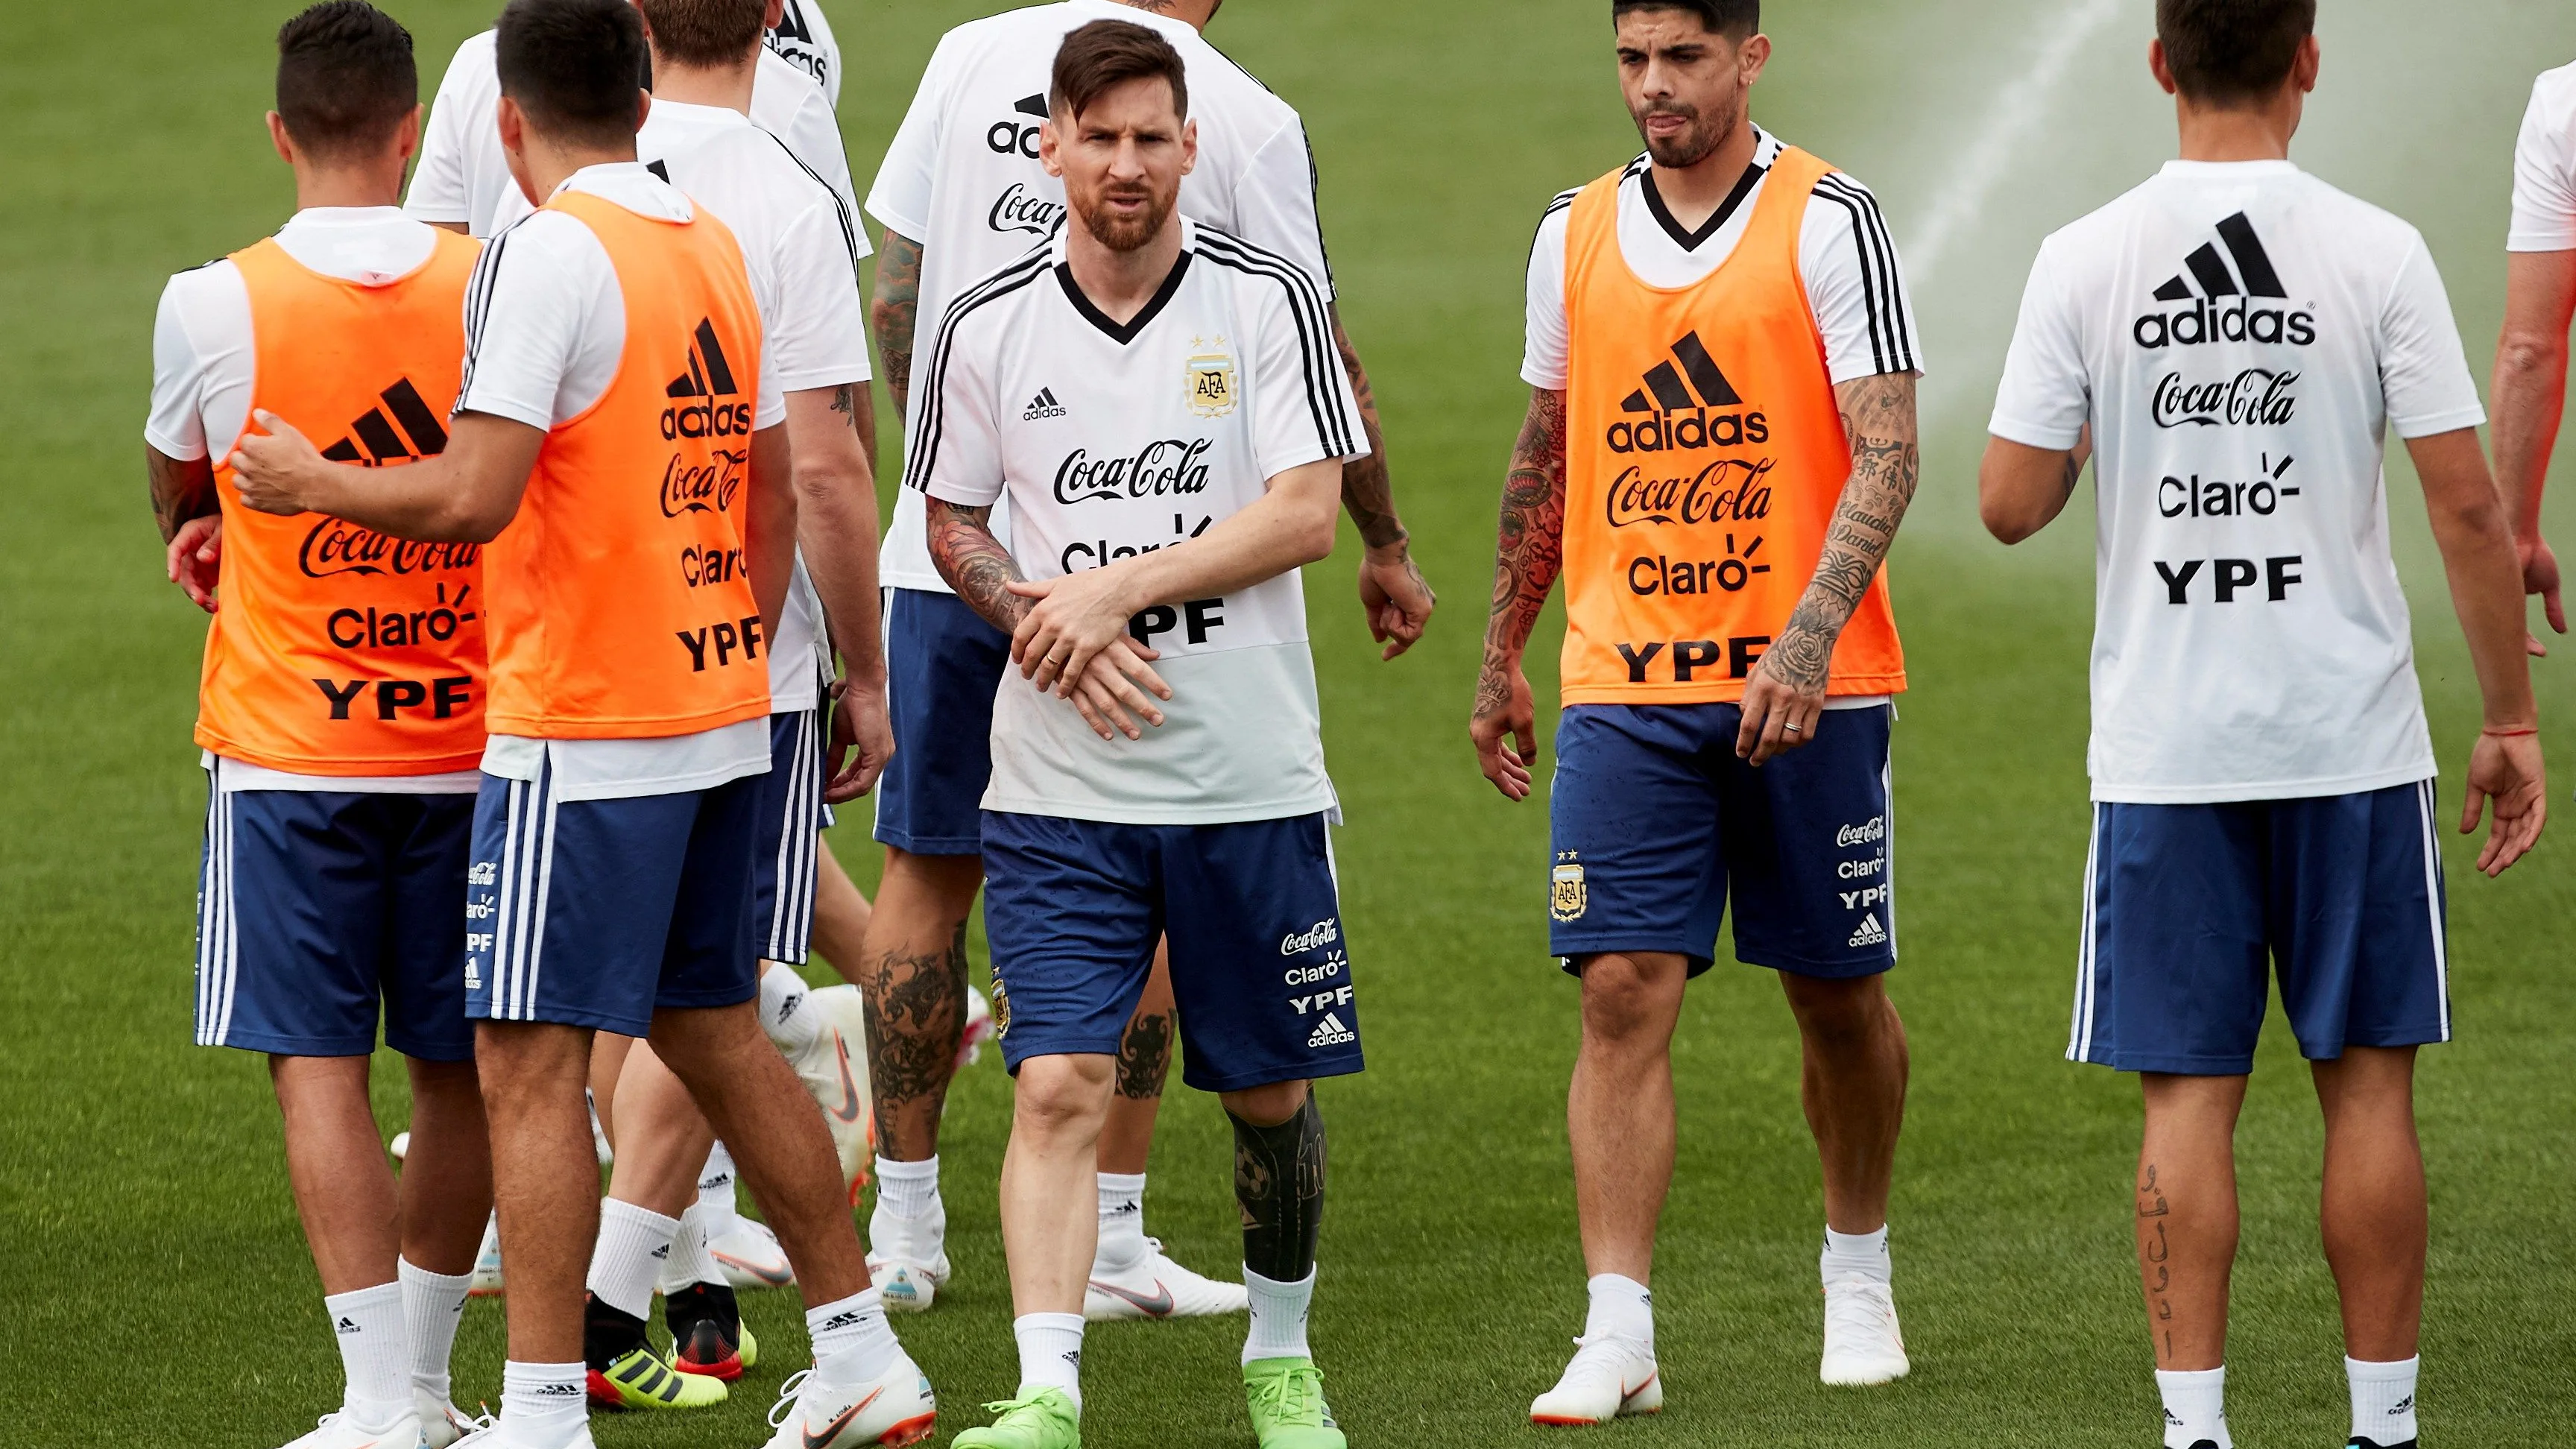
[2090,760,2438,806]
[205,752,484,795]
[979,789,1342,827]
[2392,405,2489,440]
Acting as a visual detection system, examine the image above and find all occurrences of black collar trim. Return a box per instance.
[1640,159,1767,252]
[1055,249,1193,345]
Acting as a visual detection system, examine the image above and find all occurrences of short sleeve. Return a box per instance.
[1520,194,1575,391]
[1248,264,1367,482]
[1802,174,1925,383]
[766,199,873,394]
[2508,72,2576,253]
[406,37,482,225]
[1228,121,1335,300]
[910,310,1005,508]
[1989,243,2092,450]
[864,32,953,242]
[782,86,859,224]
[145,274,212,460]
[457,216,620,431]
[2380,236,2487,439]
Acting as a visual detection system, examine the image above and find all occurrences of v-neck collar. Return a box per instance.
[1055,246,1193,346]
[1640,156,1767,252]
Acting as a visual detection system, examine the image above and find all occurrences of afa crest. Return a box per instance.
[989,973,1011,1039]
[1550,861,1588,922]
[1186,337,1238,417]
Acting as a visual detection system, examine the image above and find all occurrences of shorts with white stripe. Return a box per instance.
[464,758,765,1038]
[754,709,827,965]
[2068,779,2451,1076]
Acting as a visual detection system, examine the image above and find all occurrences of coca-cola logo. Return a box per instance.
[660,449,747,518]
[298,519,479,579]
[2152,368,2299,429]
[1605,458,1774,529]
[988,182,1064,238]
[1054,439,1213,506]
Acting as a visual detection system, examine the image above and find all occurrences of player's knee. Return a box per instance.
[1576,953,1686,1043]
[1011,1054,1115,1139]
[1782,974,1890,1049]
[1219,1079,1310,1129]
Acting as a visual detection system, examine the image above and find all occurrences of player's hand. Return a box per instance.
[2462,727,2547,877]
[1061,640,1172,742]
[1737,635,1827,766]
[226,410,329,516]
[1358,539,1435,660]
[2521,534,2565,657]
[1471,658,1538,801]
[1007,568,1141,696]
[166,514,222,614]
[823,675,894,804]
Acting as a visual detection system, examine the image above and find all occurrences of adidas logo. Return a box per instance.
[1307,1012,1357,1049]
[1023,386,1068,421]
[661,320,754,441]
[320,378,449,466]
[1847,913,1889,949]
[2134,212,2314,350]
[817,1311,865,1333]
[1606,332,1767,454]
[988,92,1049,158]
[2390,1395,2415,1415]
[334,1316,362,1335]
[651,1243,670,1259]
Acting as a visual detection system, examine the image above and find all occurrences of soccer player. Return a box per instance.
[227,4,934,1448]
[1471,0,1925,1418]
[765,0,839,104]
[914,22,1368,1447]
[860,0,1430,1322]
[1980,4,2548,1446]
[148,7,494,1447]
[2493,57,2576,653]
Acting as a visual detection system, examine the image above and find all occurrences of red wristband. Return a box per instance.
[2483,726,2540,739]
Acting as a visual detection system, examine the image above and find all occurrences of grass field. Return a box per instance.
[5,1,2575,1445]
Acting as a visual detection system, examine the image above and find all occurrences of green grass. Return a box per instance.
[5,0,2576,1445]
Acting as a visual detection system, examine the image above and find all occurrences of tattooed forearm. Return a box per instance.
[870,229,924,417]
[830,382,880,479]
[1475,388,1569,714]
[148,448,217,543]
[925,498,1032,635]
[1331,309,1406,551]
[1114,1008,1175,1100]
[1765,373,1922,692]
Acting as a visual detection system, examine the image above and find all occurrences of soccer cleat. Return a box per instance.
[1084,1240,1248,1321]
[760,1357,938,1448]
[388,1131,410,1162]
[279,1408,426,1448]
[783,984,874,1202]
[587,1089,613,1166]
[1244,1358,1345,1449]
[1819,1275,1909,1386]
[2349,1441,2418,1448]
[666,1282,759,1380]
[449,1418,593,1449]
[957,986,997,1070]
[713,1216,798,1290]
[949,1387,1079,1449]
[589,1345,729,1410]
[868,1202,951,1314]
[1530,1334,1661,1426]
[470,1214,504,1298]
[417,1394,480,1448]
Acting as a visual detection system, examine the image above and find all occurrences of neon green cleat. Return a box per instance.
[1244,1359,1346,1449]
[587,1345,729,1410]
[950,1387,1081,1448]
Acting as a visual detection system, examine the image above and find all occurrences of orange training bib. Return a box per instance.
[1558,147,1904,706]
[198,232,487,775]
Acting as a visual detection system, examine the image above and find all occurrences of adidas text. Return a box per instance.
[1307,1013,1357,1049]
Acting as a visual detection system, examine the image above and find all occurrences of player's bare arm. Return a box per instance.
[1978,428,2094,546]
[871,227,924,417]
[2408,426,2548,877]
[1470,385,1568,802]
[148,446,223,613]
[789,382,894,801]
[2491,247,2576,651]
[926,495,1170,742]
[225,408,546,541]
[1735,370,1920,767]
[1331,306,1436,660]
[744,420,796,645]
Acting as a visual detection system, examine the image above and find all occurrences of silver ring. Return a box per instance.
[1784,722,1805,733]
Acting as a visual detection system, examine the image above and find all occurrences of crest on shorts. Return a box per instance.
[1186,338,1237,418]
[1551,859,1588,922]
[989,973,1011,1039]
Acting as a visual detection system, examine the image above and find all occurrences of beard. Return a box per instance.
[1074,182,1175,253]
[1633,98,1737,170]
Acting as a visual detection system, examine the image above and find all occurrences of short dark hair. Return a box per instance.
[1611,0,1759,40]
[1050,20,1189,125]
[637,0,766,69]
[496,0,649,148]
[2156,0,2316,105]
[274,1,417,162]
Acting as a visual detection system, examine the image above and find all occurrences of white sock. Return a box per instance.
[809,1287,901,1389]
[1095,1172,1149,1272]
[499,1360,588,1449]
[397,1258,472,1406]
[874,1154,941,1221]
[761,962,821,1052]
[2347,1357,2419,1445]
[2156,1366,2232,1449]
[657,1200,722,1295]
[586,1198,678,1321]
[1243,1266,1316,1366]
[1014,1311,1085,1409]
[1822,1225,1892,1287]
[324,1281,412,1421]
[698,1143,742,1244]
[1582,1272,1654,1350]
[871,1154,945,1262]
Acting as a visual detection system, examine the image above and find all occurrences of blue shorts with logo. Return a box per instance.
[753,709,825,965]
[875,589,1008,857]
[2070,780,2450,1076]
[465,757,763,1039]
[194,770,477,1061]
[979,810,1363,1093]
[1549,702,1897,979]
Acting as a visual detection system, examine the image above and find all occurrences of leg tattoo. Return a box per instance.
[1114,1008,1175,1101]
[1231,1092,1327,1284]
[860,921,970,1134]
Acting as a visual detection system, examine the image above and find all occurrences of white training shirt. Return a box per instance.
[911,221,1367,824]
[865,0,1338,593]
[148,207,482,796]
[459,163,787,800]
[766,0,841,108]
[1991,160,2487,804]
[2510,60,2576,253]
[408,29,856,241]
[1522,130,1925,391]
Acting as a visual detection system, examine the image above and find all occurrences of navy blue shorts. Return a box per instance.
[874,589,1008,856]
[753,709,825,965]
[194,771,476,1061]
[2070,780,2451,1076]
[1549,703,1897,979]
[464,760,763,1038]
[980,811,1362,1093]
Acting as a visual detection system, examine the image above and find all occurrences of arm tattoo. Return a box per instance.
[148,448,217,543]
[1113,1008,1175,1100]
[925,498,1032,634]
[1475,389,1568,716]
[830,382,879,476]
[1767,373,1921,692]
[1331,309,1405,550]
[870,229,924,416]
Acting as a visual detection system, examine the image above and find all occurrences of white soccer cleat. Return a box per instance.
[1530,1334,1662,1426]
[586,1090,613,1167]
[1819,1276,1910,1386]
[867,1198,951,1313]
[388,1131,410,1162]
[712,1216,798,1290]
[780,984,874,1200]
[449,1418,593,1449]
[469,1213,504,1297]
[417,1394,480,1449]
[1085,1239,1249,1320]
[955,986,997,1071]
[761,1358,937,1448]
[279,1408,425,1449]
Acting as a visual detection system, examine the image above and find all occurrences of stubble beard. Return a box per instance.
[1637,98,1738,171]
